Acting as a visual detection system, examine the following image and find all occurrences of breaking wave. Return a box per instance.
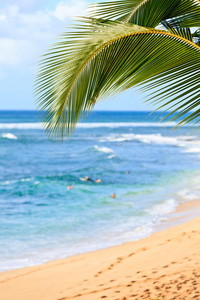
[94,145,114,153]
[0,121,178,130]
[100,133,200,150]
[1,133,18,140]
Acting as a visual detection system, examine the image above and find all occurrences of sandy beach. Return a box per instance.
[1,0,200,297]
[1,201,200,300]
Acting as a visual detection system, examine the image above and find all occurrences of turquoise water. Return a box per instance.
[1,110,200,271]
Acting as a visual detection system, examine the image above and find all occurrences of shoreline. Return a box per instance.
[1,196,199,274]
[154,197,200,232]
[1,200,200,299]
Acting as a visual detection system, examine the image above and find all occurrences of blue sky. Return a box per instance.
[0,0,150,111]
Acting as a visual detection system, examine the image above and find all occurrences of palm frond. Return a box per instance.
[127,0,181,27]
[193,28,200,45]
[88,0,142,21]
[35,18,200,139]
[161,21,193,42]
[167,0,200,27]
[89,0,200,28]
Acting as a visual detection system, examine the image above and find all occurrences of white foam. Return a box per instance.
[20,178,31,182]
[176,189,199,201]
[76,122,178,128]
[107,154,116,159]
[94,145,114,153]
[0,123,42,129]
[99,134,200,155]
[1,133,17,140]
[182,147,200,153]
[147,199,178,216]
[0,121,177,130]
[100,133,193,146]
[0,181,9,185]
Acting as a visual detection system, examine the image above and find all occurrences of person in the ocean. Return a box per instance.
[80,176,93,182]
[68,185,73,190]
[110,193,116,198]
[80,176,102,183]
[126,171,130,174]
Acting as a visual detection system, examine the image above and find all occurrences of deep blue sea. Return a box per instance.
[1,110,200,272]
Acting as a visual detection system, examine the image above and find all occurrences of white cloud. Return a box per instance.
[0,0,42,12]
[0,39,36,66]
[52,0,87,21]
[0,1,89,68]
[0,14,6,21]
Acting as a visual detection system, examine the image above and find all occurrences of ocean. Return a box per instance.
[1,110,200,272]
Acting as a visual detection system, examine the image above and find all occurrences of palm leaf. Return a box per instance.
[35,18,200,139]
[88,0,142,21]
[89,0,200,28]
[167,0,200,27]
[127,0,181,27]
[193,29,200,45]
[161,20,193,42]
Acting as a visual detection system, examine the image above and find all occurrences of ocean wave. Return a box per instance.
[107,154,116,159]
[1,133,18,139]
[20,178,32,182]
[176,189,200,201]
[0,123,42,129]
[100,133,192,145]
[0,181,10,185]
[0,121,177,129]
[94,145,114,153]
[77,122,178,128]
[147,199,178,217]
[182,147,200,153]
[99,133,200,152]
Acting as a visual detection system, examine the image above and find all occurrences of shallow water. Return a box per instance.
[1,110,200,271]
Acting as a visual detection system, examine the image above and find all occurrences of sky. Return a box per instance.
[0,0,149,111]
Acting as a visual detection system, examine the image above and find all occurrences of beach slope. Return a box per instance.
[0,217,200,300]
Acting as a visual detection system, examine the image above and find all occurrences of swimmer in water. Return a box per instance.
[80,176,102,183]
[68,185,73,190]
[110,193,116,198]
[80,176,93,182]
